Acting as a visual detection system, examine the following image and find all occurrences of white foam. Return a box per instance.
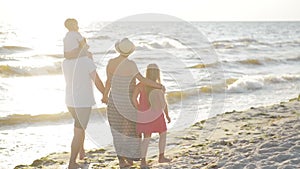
[227,76,264,93]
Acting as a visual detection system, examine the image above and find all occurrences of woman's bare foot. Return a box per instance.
[118,157,131,168]
[140,158,147,166]
[126,158,133,166]
[140,165,150,169]
[68,162,81,169]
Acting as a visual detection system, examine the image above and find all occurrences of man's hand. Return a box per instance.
[102,97,108,104]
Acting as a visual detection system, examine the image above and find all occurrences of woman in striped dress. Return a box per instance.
[102,38,164,168]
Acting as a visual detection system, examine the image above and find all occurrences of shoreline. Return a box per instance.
[15,96,300,169]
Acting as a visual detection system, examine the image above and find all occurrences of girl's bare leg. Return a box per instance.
[141,133,151,166]
[158,132,171,163]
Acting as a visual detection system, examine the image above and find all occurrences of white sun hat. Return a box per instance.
[115,38,135,56]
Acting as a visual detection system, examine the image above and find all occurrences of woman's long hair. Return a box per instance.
[145,64,161,102]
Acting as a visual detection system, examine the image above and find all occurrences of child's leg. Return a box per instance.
[158,132,171,163]
[141,133,151,166]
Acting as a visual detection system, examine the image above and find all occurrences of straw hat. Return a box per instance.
[115,38,135,56]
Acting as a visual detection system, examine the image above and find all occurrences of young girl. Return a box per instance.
[132,64,171,168]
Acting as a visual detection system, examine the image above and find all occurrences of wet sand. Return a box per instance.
[15,96,300,169]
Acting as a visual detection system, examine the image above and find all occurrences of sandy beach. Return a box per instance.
[14,95,300,169]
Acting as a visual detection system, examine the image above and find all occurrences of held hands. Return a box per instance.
[101,96,108,104]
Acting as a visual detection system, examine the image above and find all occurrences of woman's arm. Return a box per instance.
[130,60,163,89]
[132,84,141,109]
[102,62,112,104]
[135,72,164,89]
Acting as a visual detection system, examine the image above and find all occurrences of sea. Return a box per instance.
[1,20,300,168]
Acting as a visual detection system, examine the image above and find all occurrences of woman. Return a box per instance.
[102,38,164,168]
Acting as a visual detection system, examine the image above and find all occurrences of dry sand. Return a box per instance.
[15,97,300,169]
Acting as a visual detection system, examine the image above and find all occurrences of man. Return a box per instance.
[62,18,104,169]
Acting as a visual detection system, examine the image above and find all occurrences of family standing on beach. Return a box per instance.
[62,18,171,169]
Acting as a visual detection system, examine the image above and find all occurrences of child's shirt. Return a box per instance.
[63,31,84,52]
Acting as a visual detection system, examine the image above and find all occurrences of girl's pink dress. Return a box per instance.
[136,84,167,134]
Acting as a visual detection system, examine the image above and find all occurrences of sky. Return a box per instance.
[0,0,300,25]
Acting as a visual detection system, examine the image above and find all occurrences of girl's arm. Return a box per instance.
[159,89,171,123]
[163,101,171,123]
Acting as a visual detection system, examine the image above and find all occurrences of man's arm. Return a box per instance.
[90,70,105,94]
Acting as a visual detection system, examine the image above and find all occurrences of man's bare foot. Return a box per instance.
[158,156,171,163]
[68,162,81,169]
[79,149,85,160]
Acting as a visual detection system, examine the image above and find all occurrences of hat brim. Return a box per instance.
[115,39,135,56]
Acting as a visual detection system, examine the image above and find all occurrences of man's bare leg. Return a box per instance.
[68,127,85,169]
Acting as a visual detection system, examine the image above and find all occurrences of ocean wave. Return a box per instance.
[227,77,264,93]
[0,108,106,126]
[285,55,300,62]
[271,40,300,48]
[188,62,217,69]
[0,46,32,54]
[212,38,263,49]
[0,113,71,126]
[46,54,64,58]
[238,59,263,65]
[166,88,202,104]
[137,39,186,50]
[0,63,62,77]
[166,85,226,103]
[188,57,294,69]
[227,74,300,93]
[211,38,300,49]
[88,35,111,40]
